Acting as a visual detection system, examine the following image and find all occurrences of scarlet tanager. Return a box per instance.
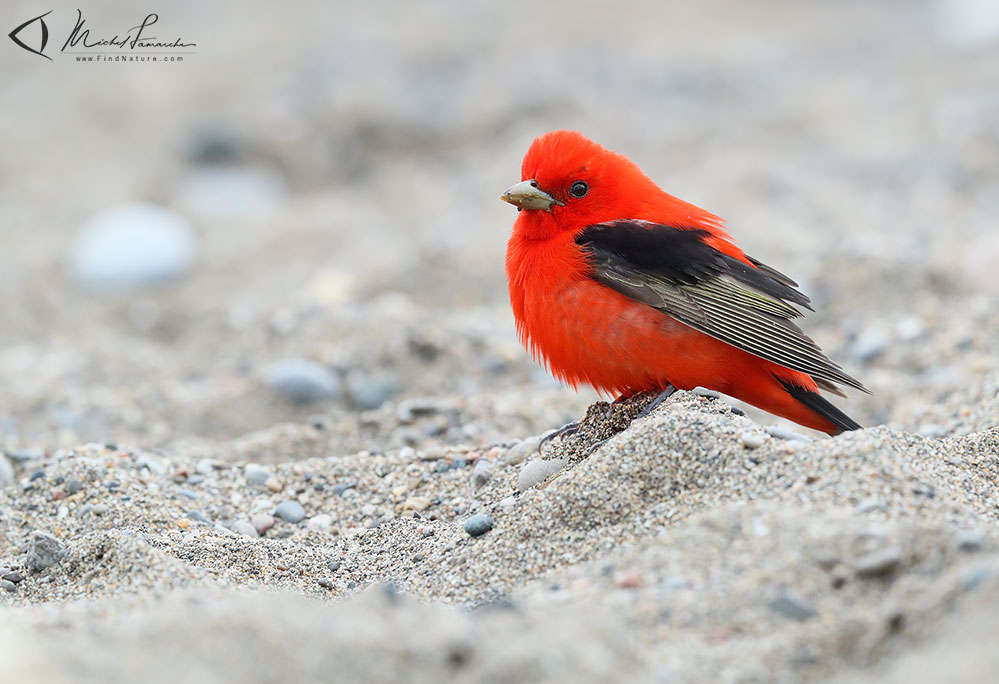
[502,130,868,435]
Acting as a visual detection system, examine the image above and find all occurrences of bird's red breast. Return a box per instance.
[503,130,867,435]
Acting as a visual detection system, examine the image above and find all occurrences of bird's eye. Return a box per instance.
[569,181,589,198]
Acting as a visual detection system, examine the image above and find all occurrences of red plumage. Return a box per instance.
[503,130,866,435]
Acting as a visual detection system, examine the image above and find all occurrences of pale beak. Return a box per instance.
[500,179,563,212]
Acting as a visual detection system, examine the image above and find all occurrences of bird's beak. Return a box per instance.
[500,179,563,212]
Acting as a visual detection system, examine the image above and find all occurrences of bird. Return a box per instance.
[501,130,868,435]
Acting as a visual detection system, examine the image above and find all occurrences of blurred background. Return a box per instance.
[1,0,997,452]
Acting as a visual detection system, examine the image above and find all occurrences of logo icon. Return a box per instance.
[8,10,53,60]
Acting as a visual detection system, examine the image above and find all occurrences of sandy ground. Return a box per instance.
[1,0,998,681]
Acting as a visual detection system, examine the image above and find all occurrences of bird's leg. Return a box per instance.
[538,420,580,453]
[636,384,678,420]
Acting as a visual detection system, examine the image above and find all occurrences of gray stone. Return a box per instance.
[769,590,818,621]
[273,500,306,524]
[345,370,399,410]
[25,531,68,572]
[265,359,341,404]
[187,510,211,524]
[244,464,273,486]
[231,520,259,538]
[92,503,109,516]
[1,579,14,592]
[854,547,902,578]
[464,514,494,538]
[65,478,83,494]
[472,458,494,487]
[68,203,196,288]
[136,453,167,475]
[2,571,23,584]
[958,529,985,552]
[765,426,814,443]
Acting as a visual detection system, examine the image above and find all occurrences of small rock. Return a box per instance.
[854,547,902,578]
[327,559,341,572]
[231,520,259,538]
[472,458,494,487]
[345,370,399,410]
[505,435,544,465]
[769,590,818,621]
[265,358,341,404]
[176,518,190,529]
[29,469,45,481]
[958,529,985,552]
[517,457,568,492]
[739,432,766,450]
[2,571,23,584]
[187,510,211,524]
[464,514,494,537]
[273,500,306,524]
[244,464,273,486]
[692,387,721,399]
[68,203,196,288]
[614,571,644,589]
[65,478,83,494]
[265,477,284,493]
[92,503,110,516]
[25,531,68,572]
[251,513,275,535]
[403,496,431,512]
[306,514,332,532]
[1,580,14,592]
[318,578,335,589]
[765,426,813,442]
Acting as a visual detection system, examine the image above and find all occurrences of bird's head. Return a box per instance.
[502,130,721,240]
[501,130,658,239]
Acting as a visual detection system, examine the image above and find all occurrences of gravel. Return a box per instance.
[25,531,68,572]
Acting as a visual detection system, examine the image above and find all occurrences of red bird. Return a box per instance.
[502,130,868,435]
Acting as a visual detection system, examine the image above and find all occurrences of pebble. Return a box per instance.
[403,496,431,512]
[251,513,275,535]
[273,500,306,524]
[25,531,68,572]
[265,477,284,493]
[244,464,273,486]
[264,358,341,404]
[306,514,332,532]
[1,580,14,592]
[65,478,83,494]
[471,458,494,487]
[517,457,568,492]
[187,510,211,524]
[505,434,544,465]
[92,503,109,516]
[2,571,23,584]
[345,370,399,410]
[231,520,259,538]
[463,514,494,537]
[854,547,902,578]
[0,454,13,488]
[769,590,818,621]
[957,529,984,552]
[765,426,814,443]
[739,432,766,450]
[317,578,335,589]
[68,203,196,288]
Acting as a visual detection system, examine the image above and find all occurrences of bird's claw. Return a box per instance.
[538,420,580,453]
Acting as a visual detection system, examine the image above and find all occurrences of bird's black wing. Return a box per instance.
[575,220,868,395]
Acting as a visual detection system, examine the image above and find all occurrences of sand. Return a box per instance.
[2,0,998,681]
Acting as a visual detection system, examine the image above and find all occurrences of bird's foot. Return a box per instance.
[538,420,580,453]
[636,385,678,420]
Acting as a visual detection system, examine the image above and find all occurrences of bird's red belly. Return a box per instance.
[517,276,764,397]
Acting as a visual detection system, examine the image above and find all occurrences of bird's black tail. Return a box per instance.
[777,377,863,434]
